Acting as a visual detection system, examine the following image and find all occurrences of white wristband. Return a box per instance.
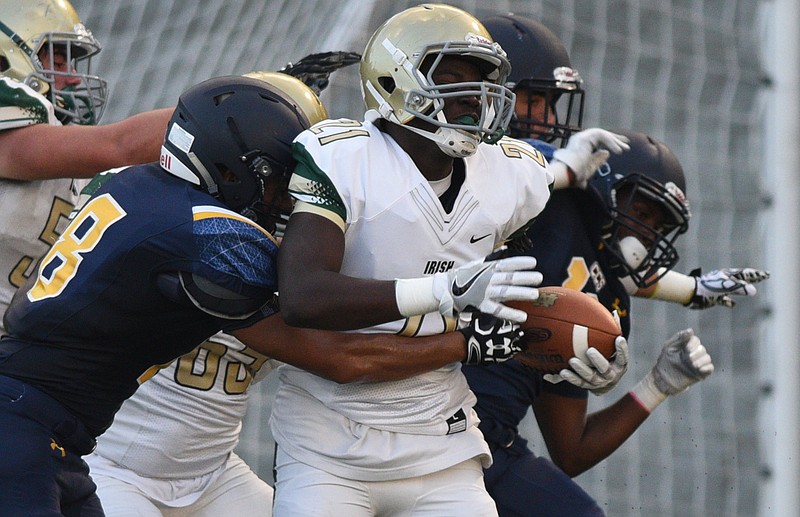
[395,277,439,317]
[629,371,668,413]
[549,160,572,190]
[651,270,696,304]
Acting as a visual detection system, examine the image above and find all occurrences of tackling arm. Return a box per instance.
[231,311,524,383]
[0,108,172,180]
[231,314,464,383]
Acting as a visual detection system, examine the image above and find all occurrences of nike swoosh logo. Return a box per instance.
[451,263,491,296]
[470,234,491,244]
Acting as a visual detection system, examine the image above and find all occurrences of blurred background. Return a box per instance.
[70,1,798,515]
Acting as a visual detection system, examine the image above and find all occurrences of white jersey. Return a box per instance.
[271,116,552,481]
[0,78,85,334]
[90,331,274,479]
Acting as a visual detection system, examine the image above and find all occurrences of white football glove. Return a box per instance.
[687,267,770,309]
[433,255,542,323]
[552,128,630,188]
[631,329,714,412]
[543,335,629,395]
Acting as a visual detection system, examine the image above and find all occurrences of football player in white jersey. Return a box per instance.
[273,5,628,516]
[0,0,171,335]
[86,332,280,517]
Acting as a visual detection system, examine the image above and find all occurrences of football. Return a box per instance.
[507,286,621,374]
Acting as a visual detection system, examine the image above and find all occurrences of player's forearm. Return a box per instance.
[106,108,172,166]
[319,331,466,383]
[633,269,695,304]
[554,396,649,477]
[549,160,575,190]
[233,315,464,383]
[0,109,172,180]
[279,271,404,330]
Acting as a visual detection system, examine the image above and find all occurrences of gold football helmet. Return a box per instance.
[243,71,329,126]
[241,71,329,235]
[360,4,515,157]
[0,0,108,124]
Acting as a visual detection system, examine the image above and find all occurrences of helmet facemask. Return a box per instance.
[0,1,109,126]
[508,66,584,144]
[25,28,107,125]
[35,29,108,125]
[600,175,690,288]
[361,16,515,158]
[403,43,515,154]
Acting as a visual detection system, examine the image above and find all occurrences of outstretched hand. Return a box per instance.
[630,328,714,412]
[650,329,714,395]
[687,267,770,309]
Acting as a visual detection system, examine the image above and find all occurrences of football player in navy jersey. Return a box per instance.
[0,75,523,517]
[461,14,769,517]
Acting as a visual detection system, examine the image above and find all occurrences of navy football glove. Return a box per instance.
[279,51,361,94]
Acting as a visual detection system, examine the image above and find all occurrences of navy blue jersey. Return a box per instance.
[522,188,631,337]
[0,164,279,437]
[463,138,629,515]
[464,138,631,451]
[533,139,557,162]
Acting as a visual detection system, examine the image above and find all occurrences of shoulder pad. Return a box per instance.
[0,77,58,129]
[179,271,273,319]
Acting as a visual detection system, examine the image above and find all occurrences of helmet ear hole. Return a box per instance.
[378,76,395,94]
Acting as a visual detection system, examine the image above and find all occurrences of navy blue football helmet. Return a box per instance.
[160,75,325,232]
[588,130,691,287]
[481,14,584,144]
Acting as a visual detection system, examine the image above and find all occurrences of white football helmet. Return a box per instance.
[360,4,515,157]
[0,0,108,124]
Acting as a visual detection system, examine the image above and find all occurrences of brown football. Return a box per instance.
[507,286,621,374]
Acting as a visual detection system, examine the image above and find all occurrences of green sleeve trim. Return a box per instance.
[289,141,347,224]
[0,78,50,126]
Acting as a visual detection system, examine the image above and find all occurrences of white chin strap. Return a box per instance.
[402,123,480,158]
[618,235,648,269]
